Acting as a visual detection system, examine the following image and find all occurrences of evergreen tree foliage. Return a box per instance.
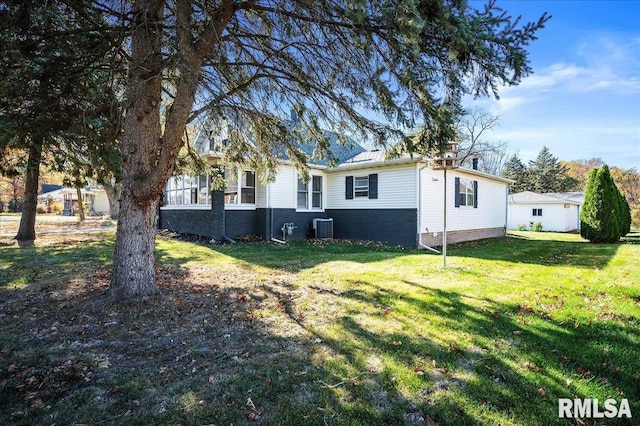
[0,0,120,240]
[503,147,580,193]
[616,189,632,237]
[501,154,529,192]
[527,146,578,192]
[2,0,550,298]
[581,165,623,243]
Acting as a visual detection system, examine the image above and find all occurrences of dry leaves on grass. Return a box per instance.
[0,236,305,424]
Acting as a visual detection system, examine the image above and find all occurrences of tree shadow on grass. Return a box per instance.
[3,235,637,425]
[293,281,640,425]
[1,253,439,425]
[449,235,621,269]
[0,237,114,288]
[155,237,418,274]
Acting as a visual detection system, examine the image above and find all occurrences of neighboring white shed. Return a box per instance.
[507,191,584,232]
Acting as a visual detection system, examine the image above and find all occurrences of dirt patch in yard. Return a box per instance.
[0,214,115,237]
[0,233,317,425]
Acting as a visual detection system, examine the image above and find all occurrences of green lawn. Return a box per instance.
[0,231,638,425]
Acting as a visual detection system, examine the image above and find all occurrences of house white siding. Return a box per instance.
[419,168,507,233]
[564,204,580,231]
[326,164,417,209]
[256,180,268,208]
[264,165,328,210]
[268,165,297,209]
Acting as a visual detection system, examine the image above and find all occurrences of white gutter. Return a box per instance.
[457,167,515,184]
[328,157,422,172]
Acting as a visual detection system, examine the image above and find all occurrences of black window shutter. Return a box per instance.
[345,176,354,199]
[473,180,478,208]
[368,174,378,199]
[454,177,460,208]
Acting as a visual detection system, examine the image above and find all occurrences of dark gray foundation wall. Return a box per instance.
[160,207,329,242]
[225,210,258,238]
[258,209,329,241]
[326,208,418,247]
[159,209,224,240]
[159,190,225,240]
[160,206,418,247]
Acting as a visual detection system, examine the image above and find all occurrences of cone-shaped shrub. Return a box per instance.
[580,165,622,243]
[618,192,632,237]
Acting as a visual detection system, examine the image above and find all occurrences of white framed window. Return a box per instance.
[459,179,474,206]
[224,169,256,205]
[532,208,543,216]
[345,174,378,200]
[197,175,208,204]
[297,174,323,210]
[297,178,308,209]
[163,174,210,207]
[312,175,322,209]
[241,171,256,203]
[354,176,369,198]
[454,177,477,208]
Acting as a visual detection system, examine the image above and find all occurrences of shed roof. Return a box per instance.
[508,191,584,205]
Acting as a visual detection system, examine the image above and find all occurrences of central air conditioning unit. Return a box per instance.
[313,218,334,240]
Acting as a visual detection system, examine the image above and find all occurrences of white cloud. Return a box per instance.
[478,34,640,113]
[521,64,582,90]
[463,32,640,169]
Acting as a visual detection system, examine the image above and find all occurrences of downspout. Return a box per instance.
[417,162,441,253]
[266,176,286,244]
[222,201,236,244]
[216,167,236,244]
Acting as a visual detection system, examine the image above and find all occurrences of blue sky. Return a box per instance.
[465,0,640,170]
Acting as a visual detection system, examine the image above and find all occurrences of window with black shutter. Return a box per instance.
[455,177,477,208]
[368,174,378,199]
[473,180,478,208]
[345,176,354,199]
[345,174,378,199]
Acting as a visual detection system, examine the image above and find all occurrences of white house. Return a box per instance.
[38,186,110,215]
[159,119,512,248]
[507,191,585,232]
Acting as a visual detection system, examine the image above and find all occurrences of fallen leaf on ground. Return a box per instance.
[425,415,439,426]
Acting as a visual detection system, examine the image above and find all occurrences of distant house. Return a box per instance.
[38,186,110,215]
[507,191,585,232]
[159,119,513,248]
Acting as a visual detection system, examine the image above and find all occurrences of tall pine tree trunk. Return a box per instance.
[110,190,160,300]
[109,0,233,300]
[109,0,164,300]
[15,139,43,243]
